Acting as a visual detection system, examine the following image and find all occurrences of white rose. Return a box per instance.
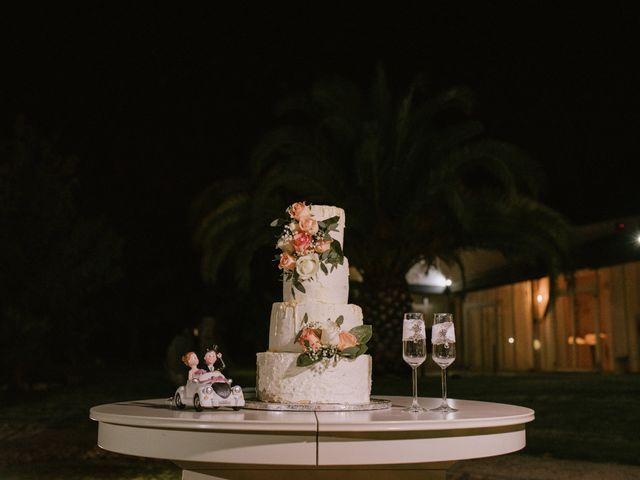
[321,323,340,346]
[296,253,319,280]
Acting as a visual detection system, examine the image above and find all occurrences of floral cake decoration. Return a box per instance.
[271,201,344,295]
[294,314,372,367]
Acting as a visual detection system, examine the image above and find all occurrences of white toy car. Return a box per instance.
[173,373,245,411]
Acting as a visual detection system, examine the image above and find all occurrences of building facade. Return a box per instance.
[456,261,640,373]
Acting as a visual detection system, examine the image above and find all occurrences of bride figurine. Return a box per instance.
[181,351,205,381]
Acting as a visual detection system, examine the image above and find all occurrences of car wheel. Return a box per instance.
[174,392,185,410]
[194,394,203,412]
[232,406,241,411]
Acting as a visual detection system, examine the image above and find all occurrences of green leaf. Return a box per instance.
[270,218,288,227]
[340,346,360,358]
[335,315,344,327]
[297,353,320,367]
[320,262,328,275]
[294,280,306,293]
[318,216,340,231]
[357,344,368,356]
[349,325,372,345]
[302,313,309,324]
[331,239,343,258]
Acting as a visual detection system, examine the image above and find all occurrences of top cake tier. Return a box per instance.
[284,205,347,304]
[276,203,349,304]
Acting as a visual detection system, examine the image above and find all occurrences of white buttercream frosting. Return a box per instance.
[269,302,363,352]
[283,256,350,304]
[256,352,371,404]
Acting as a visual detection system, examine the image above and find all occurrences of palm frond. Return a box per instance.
[253,161,340,209]
[410,85,476,127]
[233,229,279,291]
[192,64,573,298]
[250,127,319,175]
[190,178,250,227]
[194,194,250,283]
[311,75,363,124]
[199,227,246,285]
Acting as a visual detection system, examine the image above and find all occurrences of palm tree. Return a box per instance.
[192,65,573,372]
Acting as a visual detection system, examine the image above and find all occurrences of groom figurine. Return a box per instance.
[202,345,227,382]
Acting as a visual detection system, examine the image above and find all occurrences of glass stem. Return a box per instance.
[412,366,419,408]
[441,367,448,406]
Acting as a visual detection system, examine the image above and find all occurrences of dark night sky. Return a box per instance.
[2,4,639,346]
[3,4,639,224]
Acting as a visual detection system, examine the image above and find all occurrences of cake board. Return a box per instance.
[243,396,392,412]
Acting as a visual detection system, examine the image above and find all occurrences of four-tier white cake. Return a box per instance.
[256,203,372,404]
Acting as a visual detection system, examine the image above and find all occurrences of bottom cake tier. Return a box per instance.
[256,352,372,404]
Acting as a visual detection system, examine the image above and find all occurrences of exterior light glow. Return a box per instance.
[445,278,452,286]
[508,337,515,344]
[193,328,199,337]
[636,233,640,245]
[536,294,544,304]
[533,339,542,350]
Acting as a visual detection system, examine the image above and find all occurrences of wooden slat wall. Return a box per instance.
[455,261,640,373]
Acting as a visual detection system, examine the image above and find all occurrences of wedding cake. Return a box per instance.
[256,202,372,404]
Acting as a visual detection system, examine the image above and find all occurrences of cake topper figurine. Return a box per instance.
[174,347,245,411]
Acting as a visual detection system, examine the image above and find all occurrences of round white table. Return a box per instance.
[90,395,534,480]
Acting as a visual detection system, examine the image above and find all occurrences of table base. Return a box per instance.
[178,461,456,480]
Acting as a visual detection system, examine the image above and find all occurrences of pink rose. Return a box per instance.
[292,232,313,254]
[288,202,310,220]
[298,214,319,234]
[278,252,296,270]
[315,239,332,254]
[298,328,322,352]
[337,331,358,351]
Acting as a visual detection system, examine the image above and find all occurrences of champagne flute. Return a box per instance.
[430,313,458,412]
[402,312,427,413]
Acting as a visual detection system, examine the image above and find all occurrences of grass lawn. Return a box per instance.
[380,370,640,465]
[1,365,638,479]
